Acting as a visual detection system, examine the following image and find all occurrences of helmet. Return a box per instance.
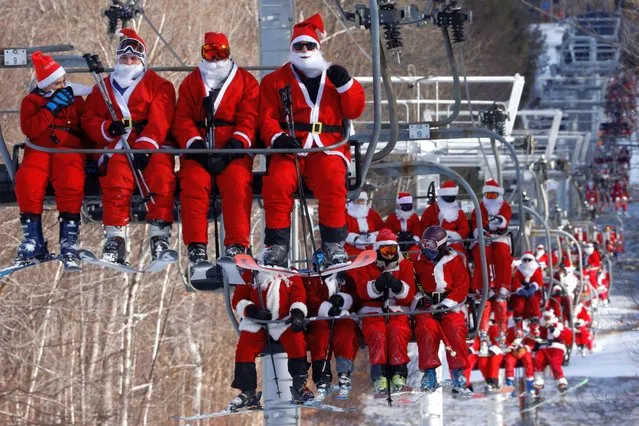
[421,226,448,260]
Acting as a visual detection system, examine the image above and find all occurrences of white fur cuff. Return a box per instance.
[290,301,308,317]
[236,300,254,319]
[337,292,353,311]
[393,282,410,299]
[318,301,333,317]
[367,280,383,298]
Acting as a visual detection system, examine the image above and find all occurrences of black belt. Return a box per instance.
[426,292,450,305]
[195,119,236,128]
[121,118,148,133]
[52,126,83,140]
[279,121,343,134]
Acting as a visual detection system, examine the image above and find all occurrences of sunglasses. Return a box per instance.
[522,258,534,262]
[378,245,398,258]
[421,238,439,250]
[485,192,500,200]
[399,204,413,212]
[117,38,145,58]
[201,43,231,61]
[292,41,318,51]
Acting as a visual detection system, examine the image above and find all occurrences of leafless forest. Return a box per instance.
[0,1,624,425]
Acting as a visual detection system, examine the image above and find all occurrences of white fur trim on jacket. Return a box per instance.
[101,121,115,143]
[232,130,252,147]
[433,251,457,292]
[549,342,566,352]
[239,318,262,334]
[135,136,159,149]
[185,136,204,149]
[439,298,457,309]
[489,345,503,355]
[235,299,254,319]
[446,230,462,241]
[337,292,354,311]
[289,301,308,317]
[345,232,359,245]
[270,131,285,147]
[410,293,425,311]
[367,279,383,298]
[318,301,333,318]
[495,215,508,229]
[393,281,410,299]
[336,78,354,94]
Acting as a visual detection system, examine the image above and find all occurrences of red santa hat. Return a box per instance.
[438,180,459,197]
[396,192,413,204]
[482,179,504,195]
[116,28,147,64]
[204,32,229,46]
[291,14,326,48]
[374,228,398,250]
[32,51,65,89]
[521,251,535,262]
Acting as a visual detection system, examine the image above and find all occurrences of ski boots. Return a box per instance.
[188,243,208,264]
[557,377,568,393]
[16,214,48,263]
[225,244,246,258]
[533,372,545,392]
[478,330,489,356]
[505,378,516,397]
[322,241,348,265]
[337,372,352,400]
[263,244,289,267]
[525,378,535,395]
[291,377,314,403]
[485,378,498,392]
[59,214,80,269]
[391,374,409,393]
[451,369,473,399]
[229,390,262,412]
[315,382,332,402]
[420,369,438,393]
[149,220,171,261]
[373,376,388,397]
[102,226,126,264]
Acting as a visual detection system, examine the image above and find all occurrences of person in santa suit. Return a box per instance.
[15,51,93,267]
[259,13,365,267]
[303,272,359,400]
[596,267,610,305]
[611,179,629,215]
[476,321,505,392]
[412,225,472,396]
[172,32,258,263]
[420,180,470,256]
[585,179,599,214]
[604,225,617,256]
[511,252,544,326]
[533,309,569,393]
[82,29,176,264]
[384,192,421,253]
[470,179,512,352]
[583,242,601,293]
[345,191,385,256]
[503,316,535,396]
[535,244,557,272]
[347,228,415,397]
[574,301,594,357]
[229,271,312,409]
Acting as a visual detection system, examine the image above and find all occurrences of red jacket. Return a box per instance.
[348,258,415,314]
[470,200,512,245]
[172,64,259,149]
[538,322,568,353]
[303,274,358,318]
[420,202,470,242]
[20,90,87,149]
[511,264,543,293]
[505,322,536,353]
[585,250,601,270]
[82,71,176,152]
[345,209,385,247]
[413,249,470,310]
[385,212,421,236]
[232,274,307,340]
[259,63,365,164]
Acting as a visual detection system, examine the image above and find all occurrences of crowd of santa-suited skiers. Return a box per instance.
[14,13,613,409]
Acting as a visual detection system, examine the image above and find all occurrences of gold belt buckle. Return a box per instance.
[122,117,133,129]
[311,122,323,134]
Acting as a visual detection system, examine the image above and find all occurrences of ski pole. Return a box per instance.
[433,315,457,357]
[83,54,155,208]
[382,284,393,407]
[204,89,221,260]
[255,271,282,398]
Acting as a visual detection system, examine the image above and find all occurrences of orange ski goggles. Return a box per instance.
[485,192,500,200]
[378,244,398,259]
[201,43,231,61]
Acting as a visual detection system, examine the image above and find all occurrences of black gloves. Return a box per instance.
[107,120,127,138]
[245,304,272,321]
[389,276,403,294]
[433,304,448,320]
[272,133,301,150]
[187,140,230,176]
[328,306,342,317]
[225,138,244,150]
[416,294,433,309]
[287,308,306,332]
[374,272,402,294]
[133,153,151,171]
[326,64,351,88]
[328,294,344,308]
[44,87,74,116]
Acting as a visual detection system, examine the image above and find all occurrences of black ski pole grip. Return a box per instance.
[82,53,97,72]
[91,55,105,74]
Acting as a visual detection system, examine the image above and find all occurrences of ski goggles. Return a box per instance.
[399,203,413,212]
[292,41,318,51]
[521,258,534,263]
[201,43,231,61]
[421,238,439,250]
[116,38,145,58]
[485,192,500,200]
[353,198,367,205]
[378,244,398,258]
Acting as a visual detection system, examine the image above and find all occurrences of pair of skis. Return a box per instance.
[0,253,77,278]
[520,378,589,412]
[392,381,515,405]
[76,248,178,274]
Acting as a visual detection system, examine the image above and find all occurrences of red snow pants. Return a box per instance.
[361,314,411,366]
[575,326,593,350]
[510,293,542,320]
[534,347,565,379]
[305,319,359,362]
[477,353,504,381]
[479,300,508,335]
[179,156,253,246]
[472,242,512,292]
[465,352,478,383]
[504,350,534,380]
[262,153,347,229]
[414,311,469,370]
[15,149,85,214]
[99,153,176,226]
[235,328,306,363]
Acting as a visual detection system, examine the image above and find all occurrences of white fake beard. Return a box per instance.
[437,197,460,222]
[112,63,145,88]
[395,208,414,221]
[536,249,545,259]
[289,50,329,78]
[198,59,233,90]
[518,261,537,278]
[347,203,369,219]
[584,247,594,255]
[483,196,504,216]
